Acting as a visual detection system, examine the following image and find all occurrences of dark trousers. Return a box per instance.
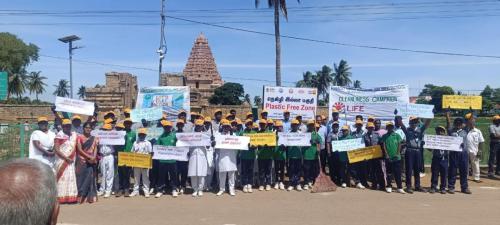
[258,159,273,186]
[319,149,328,173]
[329,152,341,184]
[149,159,160,190]
[288,158,302,186]
[351,161,368,186]
[274,159,286,183]
[431,157,448,190]
[369,159,386,189]
[157,162,178,192]
[338,161,349,185]
[488,142,500,174]
[240,159,255,186]
[118,166,131,191]
[386,160,403,189]
[448,151,469,191]
[176,161,188,188]
[303,160,318,184]
[405,149,422,189]
[113,155,120,192]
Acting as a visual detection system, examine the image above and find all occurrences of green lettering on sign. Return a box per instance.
[0,72,8,101]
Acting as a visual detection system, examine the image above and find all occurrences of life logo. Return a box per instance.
[333,102,345,111]
[334,102,365,112]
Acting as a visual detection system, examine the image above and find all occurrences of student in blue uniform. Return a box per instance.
[402,116,431,194]
[429,126,449,194]
[446,110,471,194]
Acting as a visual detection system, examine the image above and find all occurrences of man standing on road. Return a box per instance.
[464,113,485,183]
[29,116,56,171]
[487,115,500,178]
[446,111,471,194]
[402,116,431,194]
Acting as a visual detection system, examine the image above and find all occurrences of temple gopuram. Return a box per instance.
[84,72,138,113]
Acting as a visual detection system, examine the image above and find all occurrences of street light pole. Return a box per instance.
[58,35,81,98]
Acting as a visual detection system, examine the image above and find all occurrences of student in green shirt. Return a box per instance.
[155,120,179,198]
[381,121,405,194]
[287,119,303,191]
[257,119,274,191]
[241,119,256,193]
[116,118,135,197]
[273,120,286,190]
[302,120,322,190]
[338,125,352,188]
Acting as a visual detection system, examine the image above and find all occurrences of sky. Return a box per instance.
[1,0,500,102]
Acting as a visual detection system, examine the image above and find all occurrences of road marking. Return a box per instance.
[479,186,499,190]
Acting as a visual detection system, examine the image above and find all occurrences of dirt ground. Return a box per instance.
[58,173,500,225]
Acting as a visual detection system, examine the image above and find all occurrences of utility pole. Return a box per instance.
[157,0,167,85]
[58,35,82,98]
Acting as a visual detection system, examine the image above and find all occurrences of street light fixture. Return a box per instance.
[58,35,81,98]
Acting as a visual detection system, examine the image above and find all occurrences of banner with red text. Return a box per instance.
[263,86,317,120]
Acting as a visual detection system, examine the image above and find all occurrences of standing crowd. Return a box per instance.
[28,106,500,203]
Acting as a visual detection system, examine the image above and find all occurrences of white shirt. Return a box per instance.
[465,128,485,155]
[132,140,153,154]
[28,130,56,168]
[318,125,328,150]
[394,127,406,142]
[99,144,114,156]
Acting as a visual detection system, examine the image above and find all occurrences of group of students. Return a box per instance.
[28,106,499,204]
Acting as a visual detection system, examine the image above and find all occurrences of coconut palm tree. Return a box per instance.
[27,71,47,101]
[53,79,70,97]
[353,80,362,88]
[8,72,27,99]
[315,65,333,99]
[333,60,352,87]
[77,85,86,99]
[255,0,300,87]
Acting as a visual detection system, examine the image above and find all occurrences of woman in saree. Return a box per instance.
[54,119,79,204]
[75,122,99,203]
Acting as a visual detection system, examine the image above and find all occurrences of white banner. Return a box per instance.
[90,130,126,145]
[263,86,318,120]
[152,145,189,161]
[328,85,409,124]
[331,138,366,152]
[214,135,250,150]
[55,96,95,116]
[136,86,190,121]
[277,132,311,146]
[130,107,163,122]
[176,132,211,147]
[396,103,434,119]
[424,135,463,151]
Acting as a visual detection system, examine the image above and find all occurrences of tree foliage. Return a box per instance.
[418,84,454,111]
[78,85,86,99]
[480,85,500,113]
[53,79,70,97]
[209,82,245,105]
[333,60,352,87]
[27,71,47,100]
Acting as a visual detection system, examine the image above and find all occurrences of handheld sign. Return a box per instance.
[214,135,250,150]
[118,152,152,168]
[424,135,463,151]
[55,96,95,116]
[130,107,163,122]
[277,132,311,146]
[347,145,383,163]
[442,95,482,110]
[176,132,211,147]
[152,145,189,161]
[331,138,366,152]
[90,130,126,145]
[396,103,434,119]
[245,133,276,146]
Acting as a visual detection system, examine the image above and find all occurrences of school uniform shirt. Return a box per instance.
[274,132,286,160]
[216,133,238,172]
[318,125,328,150]
[203,131,215,169]
[464,128,485,155]
[257,130,275,160]
[211,120,221,133]
[405,126,426,150]
[28,130,56,167]
[432,148,448,160]
[240,130,257,160]
[303,132,322,160]
[381,132,402,161]
[448,128,468,152]
[489,124,500,143]
[188,146,208,177]
[298,123,307,133]
[363,132,380,147]
[132,140,152,154]
[123,130,137,153]
[72,125,83,134]
[99,144,114,156]
[338,135,352,162]
[283,120,292,133]
[157,132,177,163]
[352,129,365,139]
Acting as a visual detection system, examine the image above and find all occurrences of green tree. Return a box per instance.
[27,71,47,101]
[296,71,316,88]
[53,79,70,97]
[353,80,362,88]
[0,32,39,99]
[255,0,299,86]
[333,60,352,87]
[254,95,262,107]
[315,65,333,100]
[8,72,27,99]
[418,84,454,111]
[209,82,245,105]
[77,85,86,99]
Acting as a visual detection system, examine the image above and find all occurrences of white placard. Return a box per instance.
[331,138,366,152]
[214,134,250,150]
[152,145,189,161]
[277,132,311,146]
[130,107,163,122]
[263,86,318,120]
[55,96,95,116]
[91,130,126,145]
[397,103,434,119]
[424,135,463,151]
[176,132,211,147]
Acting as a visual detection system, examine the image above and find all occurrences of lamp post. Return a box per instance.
[58,35,81,98]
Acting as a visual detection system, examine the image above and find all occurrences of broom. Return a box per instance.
[311,110,337,193]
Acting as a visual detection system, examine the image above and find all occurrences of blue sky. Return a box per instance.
[1,0,500,102]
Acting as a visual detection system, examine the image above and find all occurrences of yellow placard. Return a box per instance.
[442,95,482,110]
[347,145,383,163]
[118,152,152,169]
[244,133,276,146]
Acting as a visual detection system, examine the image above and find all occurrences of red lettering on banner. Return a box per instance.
[286,104,300,110]
[265,103,285,110]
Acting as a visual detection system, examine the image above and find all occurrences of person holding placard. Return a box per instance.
[54,119,79,203]
[257,119,274,191]
[113,122,125,194]
[175,119,189,195]
[130,128,152,198]
[29,116,56,171]
[212,109,223,133]
[96,124,114,199]
[282,110,291,133]
[402,116,431,194]
[296,115,307,133]
[363,122,385,191]
[188,120,211,197]
[302,120,322,190]
[445,111,471,194]
[429,126,449,194]
[381,122,405,194]
[273,120,286,190]
[286,119,304,191]
[116,118,135,198]
[464,114,485,183]
[351,119,368,190]
[337,125,353,188]
[326,121,341,185]
[241,119,257,193]
[488,115,500,178]
[216,119,238,196]
[316,115,328,174]
[203,116,216,192]
[327,108,341,135]
[156,120,179,198]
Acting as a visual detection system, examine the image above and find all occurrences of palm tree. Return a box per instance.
[296,71,316,88]
[53,79,70,97]
[353,80,362,88]
[8,72,27,99]
[27,71,47,101]
[333,60,352,87]
[255,0,300,87]
[244,94,251,105]
[254,95,262,107]
[77,85,86,99]
[315,65,333,99]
